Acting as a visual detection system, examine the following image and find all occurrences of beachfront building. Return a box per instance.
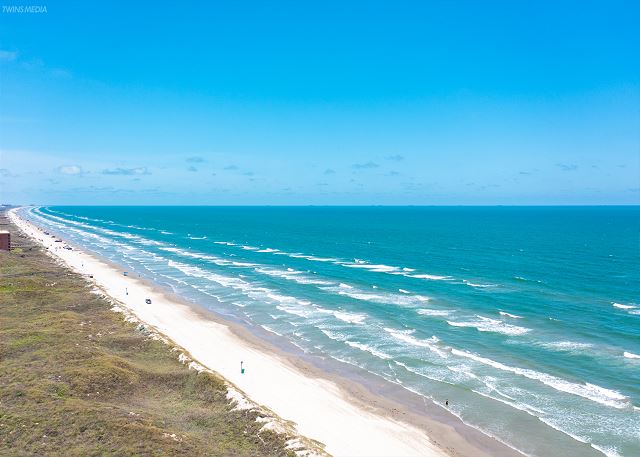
[0,231,10,250]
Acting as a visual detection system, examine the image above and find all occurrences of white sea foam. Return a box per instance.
[303,255,338,262]
[288,253,338,262]
[260,325,284,337]
[417,308,451,317]
[393,361,427,379]
[447,316,530,336]
[203,240,462,288]
[337,290,385,302]
[232,261,258,267]
[383,328,447,358]
[345,341,391,359]
[342,263,402,273]
[39,211,175,250]
[398,289,410,294]
[339,283,353,289]
[450,348,630,409]
[612,302,636,310]
[276,304,314,318]
[591,444,624,457]
[159,246,239,267]
[624,351,640,359]
[499,311,522,319]
[537,417,591,444]
[168,260,250,290]
[540,341,594,353]
[188,235,207,240]
[319,328,347,342]
[409,274,451,280]
[254,267,332,285]
[514,276,542,283]
[331,286,429,307]
[168,259,360,327]
[322,309,366,324]
[463,280,496,288]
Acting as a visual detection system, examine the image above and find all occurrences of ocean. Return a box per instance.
[20,206,639,457]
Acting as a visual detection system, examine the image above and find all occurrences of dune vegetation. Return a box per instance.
[0,219,296,456]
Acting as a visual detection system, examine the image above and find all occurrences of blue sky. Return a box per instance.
[0,0,638,205]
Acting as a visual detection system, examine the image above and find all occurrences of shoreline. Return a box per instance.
[10,207,523,457]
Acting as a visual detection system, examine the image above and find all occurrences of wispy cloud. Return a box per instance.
[556,163,578,172]
[57,165,83,175]
[49,68,72,79]
[0,50,18,61]
[385,155,404,161]
[478,183,501,190]
[242,171,254,176]
[102,167,150,175]
[186,156,206,163]
[187,166,198,172]
[2,49,71,79]
[324,168,336,175]
[387,171,400,176]
[0,168,18,177]
[224,165,238,170]
[352,161,379,169]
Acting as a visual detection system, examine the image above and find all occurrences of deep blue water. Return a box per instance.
[22,206,640,457]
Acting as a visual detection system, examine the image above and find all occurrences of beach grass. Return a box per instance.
[0,220,295,456]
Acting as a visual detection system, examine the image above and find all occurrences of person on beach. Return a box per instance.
[445,399,449,407]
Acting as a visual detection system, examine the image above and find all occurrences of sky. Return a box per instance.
[0,0,638,205]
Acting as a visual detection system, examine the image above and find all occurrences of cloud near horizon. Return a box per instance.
[57,165,83,175]
[102,167,151,176]
[352,162,379,170]
[0,50,18,61]
[556,163,578,172]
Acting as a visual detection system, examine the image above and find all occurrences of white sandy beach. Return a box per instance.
[9,208,449,457]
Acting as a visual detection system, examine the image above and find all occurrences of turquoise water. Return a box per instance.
[22,206,639,457]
